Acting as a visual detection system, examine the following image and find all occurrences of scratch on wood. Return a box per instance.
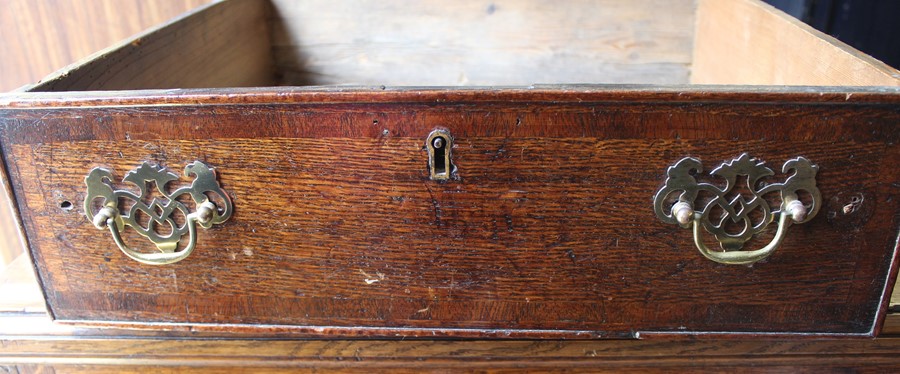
[359,269,385,285]
[423,181,442,226]
[171,269,179,291]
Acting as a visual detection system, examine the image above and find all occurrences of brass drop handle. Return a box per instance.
[653,154,821,265]
[84,161,232,265]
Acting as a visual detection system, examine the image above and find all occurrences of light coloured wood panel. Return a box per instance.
[0,179,20,266]
[28,0,274,92]
[691,0,900,86]
[0,0,212,92]
[0,254,44,313]
[269,0,695,86]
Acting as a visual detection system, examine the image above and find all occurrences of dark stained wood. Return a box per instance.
[1,87,898,338]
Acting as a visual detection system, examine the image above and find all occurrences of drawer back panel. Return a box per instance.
[24,0,900,93]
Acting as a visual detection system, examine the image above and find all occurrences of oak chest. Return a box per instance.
[1,0,899,339]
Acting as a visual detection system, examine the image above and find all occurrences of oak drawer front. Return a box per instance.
[2,90,898,338]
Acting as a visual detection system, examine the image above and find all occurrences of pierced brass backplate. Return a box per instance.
[653,153,820,265]
[84,161,232,265]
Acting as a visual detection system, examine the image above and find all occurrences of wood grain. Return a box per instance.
[0,254,44,313]
[266,0,694,86]
[691,0,900,86]
[0,174,21,266]
[1,88,898,338]
[2,0,900,342]
[3,312,900,371]
[0,0,212,92]
[893,276,900,307]
[0,0,212,272]
[3,313,900,372]
[27,0,274,92]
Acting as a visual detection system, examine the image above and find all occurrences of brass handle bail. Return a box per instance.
[84,161,232,265]
[653,153,820,265]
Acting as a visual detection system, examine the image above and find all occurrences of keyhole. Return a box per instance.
[433,137,447,175]
[426,129,454,180]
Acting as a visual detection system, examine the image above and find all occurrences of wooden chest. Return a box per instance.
[1,0,899,339]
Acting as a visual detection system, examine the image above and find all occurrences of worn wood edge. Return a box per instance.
[2,356,899,370]
[3,85,900,109]
[24,0,273,92]
[13,306,897,339]
[38,319,882,340]
[51,320,617,339]
[691,0,900,86]
[636,331,876,340]
[3,313,900,338]
[3,322,900,368]
[3,365,900,373]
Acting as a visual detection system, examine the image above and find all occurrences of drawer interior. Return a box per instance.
[24,0,900,92]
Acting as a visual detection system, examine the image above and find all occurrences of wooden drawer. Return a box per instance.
[1,0,898,339]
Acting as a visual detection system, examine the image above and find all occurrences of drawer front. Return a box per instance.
[2,89,898,338]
